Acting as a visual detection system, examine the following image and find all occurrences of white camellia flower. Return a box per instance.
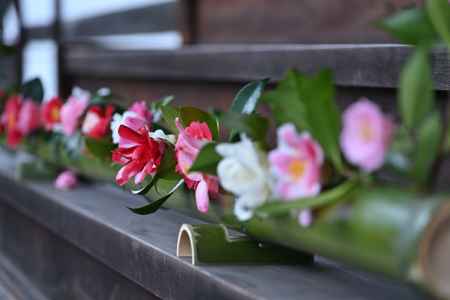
[81,109,101,134]
[149,129,176,144]
[110,113,124,144]
[216,135,271,221]
[72,86,91,101]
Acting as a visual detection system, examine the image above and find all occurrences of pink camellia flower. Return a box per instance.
[17,100,41,135]
[112,125,165,186]
[269,124,323,227]
[1,95,24,148]
[1,96,41,148]
[340,98,394,172]
[129,101,152,122]
[175,118,219,213]
[110,101,152,148]
[81,104,115,139]
[41,96,63,131]
[54,170,78,190]
[60,88,90,136]
[269,123,324,200]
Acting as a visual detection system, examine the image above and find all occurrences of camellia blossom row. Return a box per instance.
[0,73,398,226]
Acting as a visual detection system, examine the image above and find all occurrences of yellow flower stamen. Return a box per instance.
[7,113,15,129]
[51,107,60,121]
[360,121,374,142]
[288,159,305,180]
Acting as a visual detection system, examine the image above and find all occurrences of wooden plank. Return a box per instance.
[196,0,418,44]
[0,206,160,300]
[0,150,428,300]
[24,2,177,41]
[65,44,450,91]
[0,254,50,300]
[63,2,177,38]
[25,26,53,40]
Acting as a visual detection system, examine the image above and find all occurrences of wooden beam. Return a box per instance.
[63,2,176,38]
[65,44,450,91]
[24,2,177,41]
[195,0,417,44]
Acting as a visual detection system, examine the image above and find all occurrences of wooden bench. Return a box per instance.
[1,1,449,299]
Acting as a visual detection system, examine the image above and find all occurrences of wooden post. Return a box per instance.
[177,0,198,45]
[53,0,69,97]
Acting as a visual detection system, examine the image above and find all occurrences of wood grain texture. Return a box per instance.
[0,150,428,300]
[196,0,418,44]
[0,254,48,300]
[0,205,161,300]
[64,44,449,91]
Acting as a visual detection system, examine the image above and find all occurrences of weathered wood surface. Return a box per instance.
[65,44,449,91]
[0,253,48,300]
[195,0,418,44]
[0,203,161,300]
[0,150,430,300]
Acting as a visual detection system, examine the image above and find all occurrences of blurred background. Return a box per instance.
[0,0,424,103]
[2,0,180,98]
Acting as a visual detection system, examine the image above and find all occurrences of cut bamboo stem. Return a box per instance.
[176,223,312,265]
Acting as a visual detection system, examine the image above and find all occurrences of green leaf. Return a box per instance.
[263,70,343,172]
[384,126,414,174]
[161,105,180,134]
[231,79,269,114]
[229,79,269,140]
[426,0,450,48]
[411,112,442,184]
[377,7,439,45]
[22,78,44,102]
[180,107,219,140]
[63,132,83,160]
[221,112,269,143]
[189,142,222,175]
[128,179,184,215]
[152,95,174,111]
[255,179,359,218]
[399,47,434,129]
[263,70,308,130]
[157,146,181,180]
[85,137,115,161]
[152,95,175,123]
[16,159,58,180]
[299,70,343,172]
[132,175,159,195]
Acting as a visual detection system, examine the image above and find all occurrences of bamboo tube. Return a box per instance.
[13,136,450,299]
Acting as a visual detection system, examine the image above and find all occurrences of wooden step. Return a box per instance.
[0,150,430,299]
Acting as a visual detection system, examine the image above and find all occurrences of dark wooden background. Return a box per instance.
[6,0,448,182]
[0,0,446,173]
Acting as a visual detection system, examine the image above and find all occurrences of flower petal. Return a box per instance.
[195,179,209,213]
[118,125,145,144]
